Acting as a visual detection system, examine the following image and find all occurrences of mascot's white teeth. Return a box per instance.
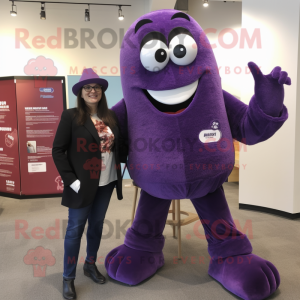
[147,80,198,105]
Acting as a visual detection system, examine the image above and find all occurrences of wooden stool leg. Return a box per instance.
[130,186,138,225]
[176,199,182,259]
[172,200,176,237]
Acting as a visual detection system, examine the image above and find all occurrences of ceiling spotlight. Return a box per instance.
[10,1,17,16]
[40,2,46,20]
[203,0,209,7]
[85,5,90,22]
[118,6,124,20]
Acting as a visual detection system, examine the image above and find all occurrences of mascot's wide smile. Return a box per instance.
[143,78,200,113]
[147,79,198,105]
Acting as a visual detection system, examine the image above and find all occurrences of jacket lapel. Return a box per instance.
[84,116,100,145]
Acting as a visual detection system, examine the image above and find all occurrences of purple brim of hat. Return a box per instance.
[72,78,108,96]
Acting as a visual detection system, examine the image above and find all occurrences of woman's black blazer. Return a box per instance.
[52,108,126,209]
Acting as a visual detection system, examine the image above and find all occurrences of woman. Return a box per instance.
[52,68,127,300]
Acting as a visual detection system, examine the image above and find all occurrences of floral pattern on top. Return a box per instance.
[91,118,115,153]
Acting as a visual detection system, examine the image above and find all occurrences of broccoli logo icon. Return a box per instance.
[24,56,58,76]
[24,56,58,88]
[55,176,64,191]
[5,129,18,148]
[23,246,56,277]
[211,121,219,130]
[83,157,105,179]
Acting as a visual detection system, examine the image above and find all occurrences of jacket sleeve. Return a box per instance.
[111,99,128,163]
[52,110,77,186]
[223,90,288,145]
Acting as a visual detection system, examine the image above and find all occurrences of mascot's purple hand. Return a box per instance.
[248,61,291,117]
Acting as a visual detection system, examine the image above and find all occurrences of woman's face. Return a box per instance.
[81,82,102,106]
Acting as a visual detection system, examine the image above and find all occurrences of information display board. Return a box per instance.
[0,76,66,198]
[0,78,20,194]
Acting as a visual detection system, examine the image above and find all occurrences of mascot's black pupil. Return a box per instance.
[174,44,186,58]
[155,49,167,63]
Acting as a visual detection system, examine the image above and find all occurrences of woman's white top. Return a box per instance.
[90,113,118,186]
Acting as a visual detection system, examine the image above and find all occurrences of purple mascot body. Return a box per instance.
[105,10,290,300]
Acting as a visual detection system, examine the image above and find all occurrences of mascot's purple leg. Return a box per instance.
[105,190,171,285]
[191,186,280,300]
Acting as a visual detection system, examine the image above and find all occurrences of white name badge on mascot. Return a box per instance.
[199,129,222,143]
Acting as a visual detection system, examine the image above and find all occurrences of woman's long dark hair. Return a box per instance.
[75,88,116,128]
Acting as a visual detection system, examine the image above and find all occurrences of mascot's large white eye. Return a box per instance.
[140,40,170,72]
[169,34,197,66]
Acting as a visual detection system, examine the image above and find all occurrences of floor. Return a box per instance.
[0,181,299,300]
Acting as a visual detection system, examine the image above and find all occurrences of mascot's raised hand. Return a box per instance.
[248,61,291,117]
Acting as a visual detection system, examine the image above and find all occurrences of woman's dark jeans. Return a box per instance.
[63,181,116,279]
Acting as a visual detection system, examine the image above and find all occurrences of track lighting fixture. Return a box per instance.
[203,0,209,8]
[85,4,90,22]
[10,1,17,16]
[9,1,130,20]
[118,6,124,21]
[40,2,46,20]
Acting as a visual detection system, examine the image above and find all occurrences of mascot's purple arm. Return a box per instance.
[106,9,291,300]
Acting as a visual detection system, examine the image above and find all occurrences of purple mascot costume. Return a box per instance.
[105,10,291,300]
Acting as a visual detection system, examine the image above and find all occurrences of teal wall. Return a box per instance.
[67,75,130,179]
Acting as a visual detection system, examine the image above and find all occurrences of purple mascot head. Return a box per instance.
[120,9,220,114]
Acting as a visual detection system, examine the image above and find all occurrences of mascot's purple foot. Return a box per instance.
[105,244,164,285]
[208,254,280,300]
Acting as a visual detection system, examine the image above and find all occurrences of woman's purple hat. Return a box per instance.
[72,68,108,96]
